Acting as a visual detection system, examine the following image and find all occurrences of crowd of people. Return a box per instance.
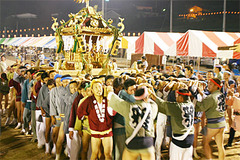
[1,54,240,160]
[0,46,57,64]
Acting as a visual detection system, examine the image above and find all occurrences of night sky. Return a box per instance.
[0,0,239,35]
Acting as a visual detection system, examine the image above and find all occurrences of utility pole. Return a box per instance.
[105,1,108,19]
[222,0,226,31]
[102,0,105,19]
[170,0,173,32]
[16,21,19,37]
[0,0,1,33]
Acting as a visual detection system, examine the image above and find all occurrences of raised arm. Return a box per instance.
[107,86,129,116]
[195,96,213,112]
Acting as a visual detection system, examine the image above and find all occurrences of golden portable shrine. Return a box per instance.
[51,0,125,75]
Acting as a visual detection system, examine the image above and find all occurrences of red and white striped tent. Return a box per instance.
[165,30,240,58]
[135,32,183,55]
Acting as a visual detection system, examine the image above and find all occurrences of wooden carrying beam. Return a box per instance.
[218,45,236,51]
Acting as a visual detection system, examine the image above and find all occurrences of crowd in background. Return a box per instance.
[1,54,240,160]
[0,46,57,63]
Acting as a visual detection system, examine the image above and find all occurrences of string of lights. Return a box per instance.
[1,32,141,38]
[0,27,50,34]
[179,11,240,17]
[1,34,53,38]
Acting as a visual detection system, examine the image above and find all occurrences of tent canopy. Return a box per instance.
[2,38,14,45]
[135,31,183,55]
[43,37,56,49]
[33,36,55,47]
[19,37,37,47]
[10,37,30,46]
[1,36,138,59]
[5,38,22,46]
[2,30,240,60]
[166,30,240,58]
[0,38,5,44]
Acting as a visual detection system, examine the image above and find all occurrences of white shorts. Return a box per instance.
[169,142,193,160]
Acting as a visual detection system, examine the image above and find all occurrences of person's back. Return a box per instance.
[196,89,226,129]
[0,74,10,95]
[110,98,157,139]
[195,78,226,160]
[152,88,195,160]
[108,86,158,160]
[113,79,136,159]
[0,73,10,116]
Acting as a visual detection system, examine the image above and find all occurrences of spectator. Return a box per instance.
[214,65,223,80]
[39,52,45,65]
[141,56,148,72]
[0,55,8,73]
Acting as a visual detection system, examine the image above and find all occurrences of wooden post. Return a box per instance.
[197,57,200,75]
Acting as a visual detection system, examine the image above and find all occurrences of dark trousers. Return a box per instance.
[227,127,236,145]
